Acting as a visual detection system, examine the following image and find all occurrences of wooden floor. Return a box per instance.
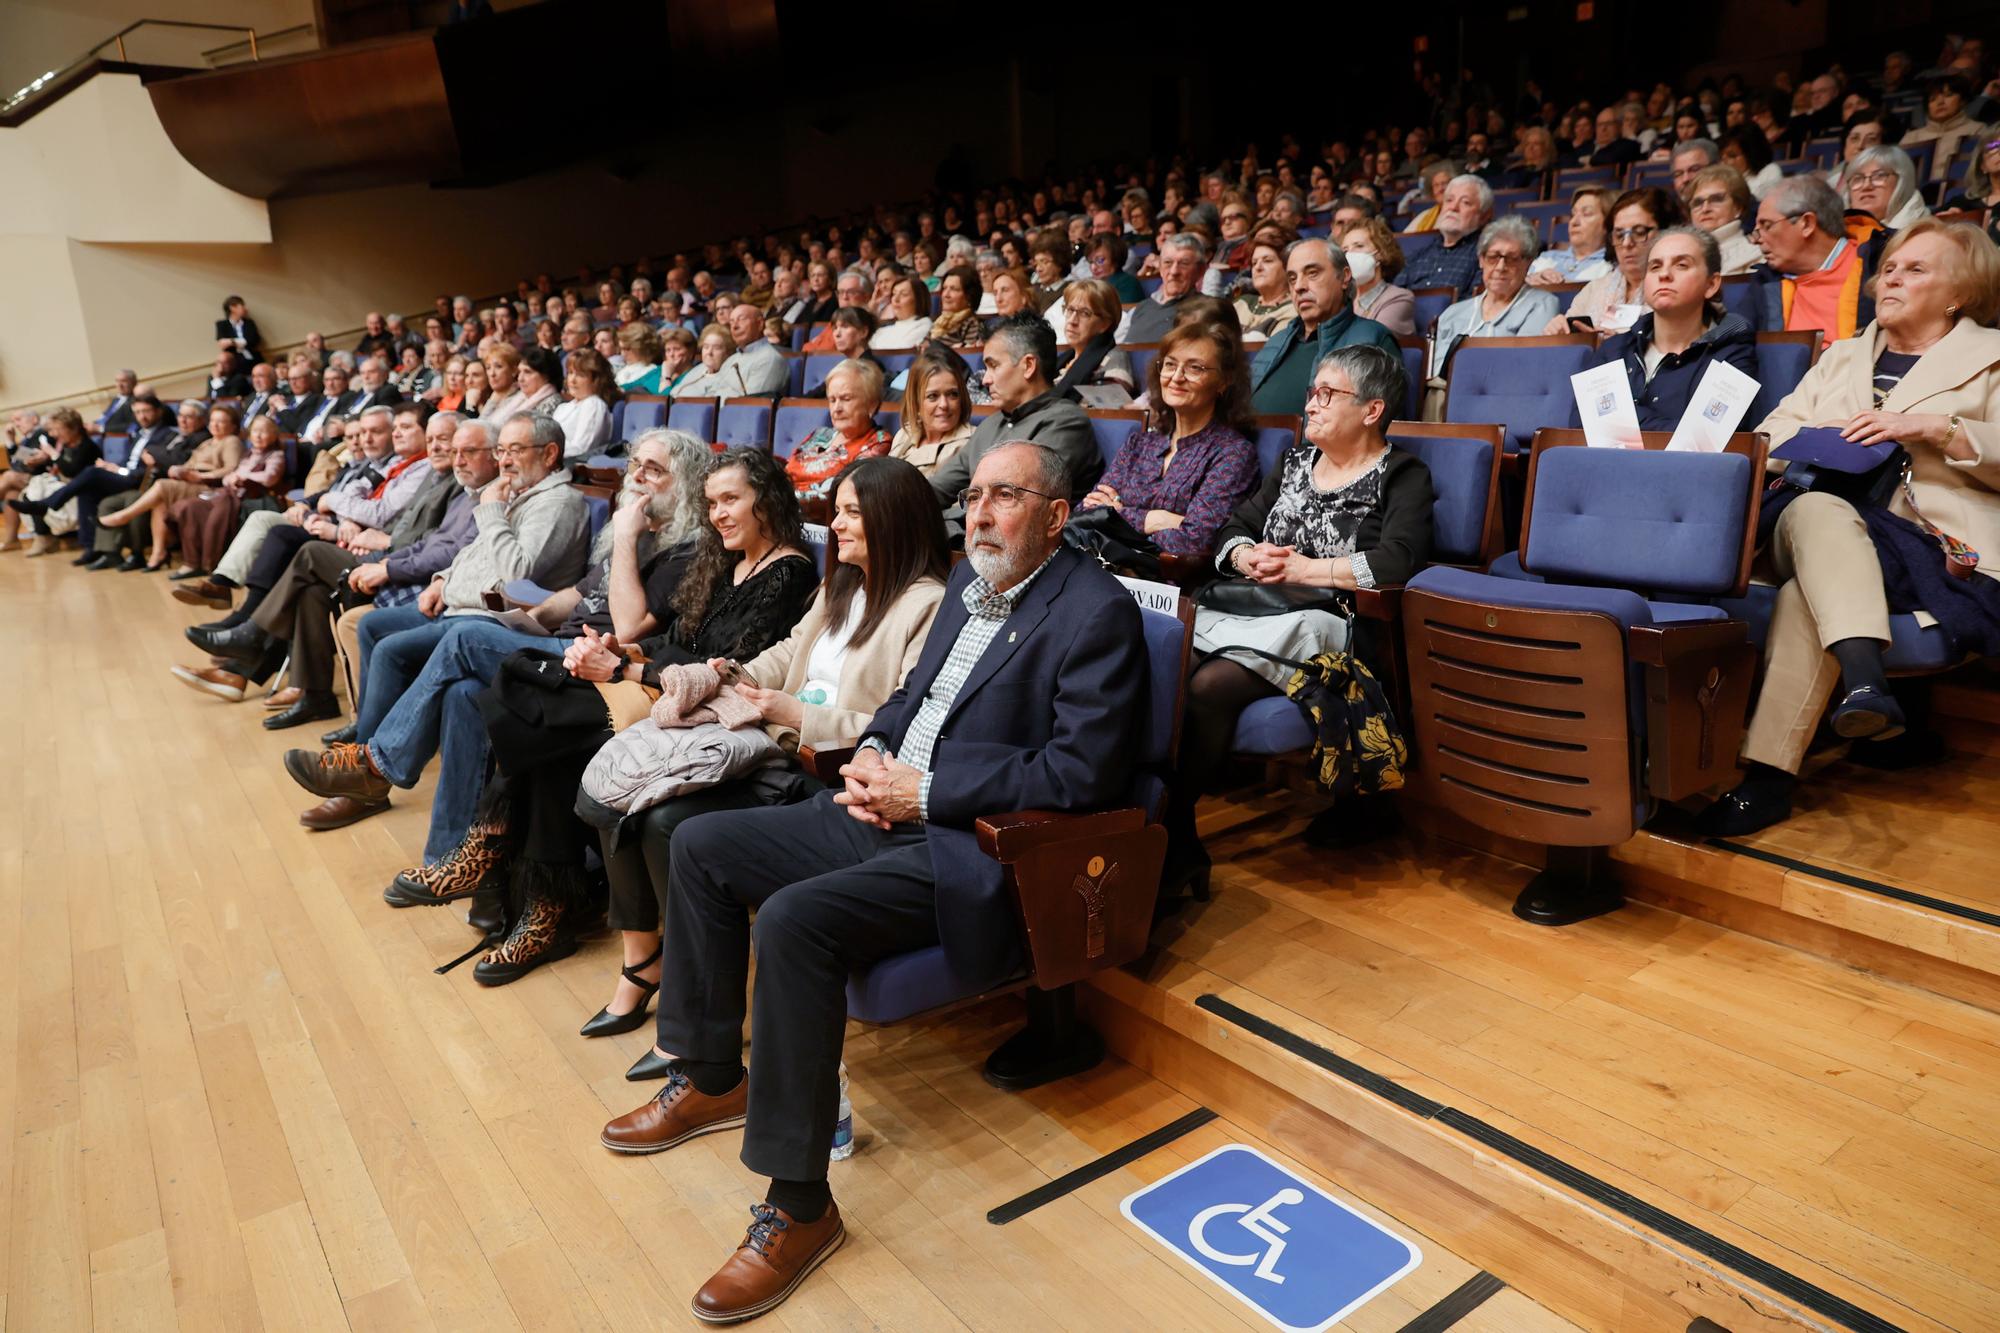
[1146,781,2000,1332]
[0,549,1585,1330]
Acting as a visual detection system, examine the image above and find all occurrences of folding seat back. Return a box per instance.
[1554,167,1618,194]
[1396,338,1427,419]
[608,399,627,444]
[1088,409,1147,469]
[1548,281,1588,313]
[623,394,667,437]
[1410,286,1457,336]
[715,400,773,451]
[803,353,841,394]
[1443,335,1594,453]
[1395,231,1442,264]
[876,406,902,436]
[1803,138,1841,168]
[773,398,830,460]
[1750,330,1821,426]
[1719,275,1762,330]
[783,351,806,398]
[1510,201,1569,234]
[877,351,918,380]
[1400,429,1767,921]
[666,396,716,441]
[102,434,132,467]
[1490,187,1541,213]
[1627,161,1673,189]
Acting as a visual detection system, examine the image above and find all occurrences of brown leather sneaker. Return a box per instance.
[691,1201,844,1324]
[170,664,250,702]
[600,1066,747,1155]
[283,743,391,802]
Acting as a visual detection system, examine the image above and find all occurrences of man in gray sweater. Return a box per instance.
[927,314,1099,529]
[279,412,593,857]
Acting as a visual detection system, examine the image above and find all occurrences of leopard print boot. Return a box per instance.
[383,817,511,910]
[472,861,584,987]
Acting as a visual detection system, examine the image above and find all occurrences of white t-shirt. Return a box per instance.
[798,590,865,708]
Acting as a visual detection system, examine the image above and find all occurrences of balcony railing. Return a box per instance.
[1,19,314,126]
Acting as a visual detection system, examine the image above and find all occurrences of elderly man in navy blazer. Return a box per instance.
[600,439,1147,1324]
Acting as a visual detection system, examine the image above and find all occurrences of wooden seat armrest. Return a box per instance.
[1627,620,1749,666]
[500,592,539,611]
[1353,584,1404,620]
[975,807,1146,862]
[796,744,856,783]
[1158,551,1204,587]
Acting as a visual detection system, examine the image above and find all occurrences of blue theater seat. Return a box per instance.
[667,397,717,441]
[1444,334,1596,453]
[715,400,773,451]
[772,398,831,460]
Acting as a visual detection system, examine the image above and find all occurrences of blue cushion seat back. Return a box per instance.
[773,403,831,460]
[716,402,773,450]
[100,434,131,466]
[623,397,666,436]
[1139,275,1163,297]
[785,357,806,398]
[666,398,715,440]
[1445,343,1590,452]
[1752,341,1812,424]
[1395,232,1442,262]
[1126,345,1160,386]
[1091,415,1145,469]
[609,399,627,443]
[876,406,901,435]
[877,351,918,379]
[961,351,984,376]
[803,353,840,392]
[1398,344,1426,418]
[1720,279,1761,330]
[583,494,611,542]
[1523,447,1751,595]
[1253,421,1298,477]
[1387,432,1494,564]
[1410,289,1456,336]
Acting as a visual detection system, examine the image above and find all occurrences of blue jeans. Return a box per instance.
[354,604,445,742]
[364,615,574,862]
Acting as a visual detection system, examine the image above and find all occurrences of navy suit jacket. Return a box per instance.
[862,544,1147,987]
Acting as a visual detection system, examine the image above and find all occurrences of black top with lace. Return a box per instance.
[637,553,818,686]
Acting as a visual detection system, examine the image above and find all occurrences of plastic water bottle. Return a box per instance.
[830,1064,854,1161]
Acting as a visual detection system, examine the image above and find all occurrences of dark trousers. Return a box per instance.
[247,522,320,593]
[27,467,129,545]
[601,783,774,935]
[251,541,361,694]
[94,486,147,555]
[661,792,939,1183]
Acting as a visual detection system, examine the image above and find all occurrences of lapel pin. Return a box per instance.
[1008,631,1017,642]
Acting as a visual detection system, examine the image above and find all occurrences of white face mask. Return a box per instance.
[1344,249,1378,286]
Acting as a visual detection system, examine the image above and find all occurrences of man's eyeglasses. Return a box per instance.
[958,482,1059,511]
[1749,211,1806,239]
[630,460,672,482]
[494,443,543,460]
[1612,225,1658,245]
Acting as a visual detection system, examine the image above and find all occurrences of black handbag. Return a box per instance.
[1769,428,1908,509]
[1062,506,1164,580]
[1195,577,1351,618]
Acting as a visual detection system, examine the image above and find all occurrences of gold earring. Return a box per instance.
[1948,305,1960,317]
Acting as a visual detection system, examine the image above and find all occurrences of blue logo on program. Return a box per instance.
[1121,1144,1421,1331]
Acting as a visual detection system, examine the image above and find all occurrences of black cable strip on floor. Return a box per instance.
[1705,837,2000,929]
[1396,1270,1505,1333]
[1194,993,1909,1333]
[986,1106,1217,1225]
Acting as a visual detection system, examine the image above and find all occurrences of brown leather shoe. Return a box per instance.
[299,794,390,830]
[262,685,303,710]
[172,579,232,611]
[601,1066,747,1155]
[691,1201,844,1324]
[170,663,249,702]
[283,743,391,802]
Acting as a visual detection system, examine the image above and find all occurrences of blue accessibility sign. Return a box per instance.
[1121,1144,1421,1331]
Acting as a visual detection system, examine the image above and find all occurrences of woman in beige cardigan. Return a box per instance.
[587,456,950,1077]
[1702,219,2000,835]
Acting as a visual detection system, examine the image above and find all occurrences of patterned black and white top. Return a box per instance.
[1246,446,1390,587]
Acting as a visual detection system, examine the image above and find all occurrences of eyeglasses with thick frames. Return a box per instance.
[1306,384,1365,409]
[958,483,1059,511]
[1612,225,1658,245]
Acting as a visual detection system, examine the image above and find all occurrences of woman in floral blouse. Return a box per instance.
[783,358,892,502]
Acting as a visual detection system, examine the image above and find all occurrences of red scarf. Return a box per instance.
[368,452,422,500]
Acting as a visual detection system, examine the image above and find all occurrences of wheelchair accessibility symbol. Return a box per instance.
[1123,1145,1420,1331]
[1189,1189,1305,1283]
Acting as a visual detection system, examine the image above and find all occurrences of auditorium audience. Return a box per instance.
[1685,165,1764,273]
[598,439,1143,1323]
[929,314,1099,512]
[97,402,241,569]
[1528,186,1615,285]
[1590,227,1758,431]
[889,349,977,475]
[785,360,892,502]
[1550,187,1687,334]
[1178,344,1433,886]
[586,455,948,1068]
[553,349,618,459]
[1431,217,1561,377]
[1900,72,1988,182]
[1704,220,2000,834]
[0,407,95,556]
[1053,280,1138,405]
[1251,239,1401,415]
[1120,233,1206,343]
[1397,176,1493,294]
[1081,320,1259,558]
